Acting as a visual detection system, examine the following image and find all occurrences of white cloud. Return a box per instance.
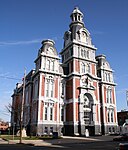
[0,39,42,46]
[92,31,104,36]
[116,88,127,94]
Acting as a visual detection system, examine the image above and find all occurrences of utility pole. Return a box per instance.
[20,69,26,143]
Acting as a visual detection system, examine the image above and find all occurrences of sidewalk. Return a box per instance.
[0,138,8,144]
[0,135,114,147]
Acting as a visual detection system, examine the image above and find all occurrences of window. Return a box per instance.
[81,49,84,57]
[86,64,90,73]
[111,112,113,122]
[84,50,86,58]
[107,90,109,103]
[70,47,73,56]
[47,60,50,70]
[78,15,80,21]
[83,95,89,108]
[61,107,64,121]
[108,112,110,122]
[109,90,112,103]
[84,112,90,124]
[50,107,53,120]
[25,90,29,104]
[46,81,49,97]
[108,73,111,82]
[106,88,112,103]
[62,55,64,62]
[62,83,64,95]
[45,107,48,120]
[87,50,89,58]
[112,127,115,132]
[51,61,54,71]
[44,127,48,134]
[75,14,77,21]
[50,127,53,133]
[34,80,38,99]
[109,127,111,133]
[83,98,89,108]
[82,63,86,73]
[45,78,54,97]
[50,81,54,97]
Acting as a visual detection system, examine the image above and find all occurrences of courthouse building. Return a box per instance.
[11,7,118,136]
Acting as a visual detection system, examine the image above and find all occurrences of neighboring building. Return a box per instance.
[11,7,118,136]
[117,111,128,134]
[0,120,9,132]
[117,111,128,126]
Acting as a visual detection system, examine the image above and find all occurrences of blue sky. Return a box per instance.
[0,0,128,121]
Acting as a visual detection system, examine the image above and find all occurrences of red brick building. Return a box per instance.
[11,7,118,136]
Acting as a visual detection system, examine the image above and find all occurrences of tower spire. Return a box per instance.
[70,7,84,27]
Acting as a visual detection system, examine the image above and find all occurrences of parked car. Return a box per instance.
[113,133,128,141]
[119,143,128,150]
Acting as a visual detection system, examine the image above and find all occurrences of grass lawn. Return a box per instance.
[0,135,53,141]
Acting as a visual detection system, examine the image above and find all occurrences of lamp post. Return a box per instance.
[20,69,26,143]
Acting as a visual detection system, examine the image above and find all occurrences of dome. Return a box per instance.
[71,7,83,16]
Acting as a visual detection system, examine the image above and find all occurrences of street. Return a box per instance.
[0,141,120,150]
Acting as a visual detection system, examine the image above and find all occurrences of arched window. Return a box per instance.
[51,61,54,71]
[82,63,86,73]
[81,49,84,57]
[50,107,53,120]
[46,80,49,97]
[47,60,50,70]
[106,87,112,103]
[84,50,86,58]
[86,64,90,73]
[34,80,38,99]
[108,73,111,82]
[111,111,114,122]
[83,95,89,108]
[50,81,54,97]
[108,111,110,123]
[87,50,89,58]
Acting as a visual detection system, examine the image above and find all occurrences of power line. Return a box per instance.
[0,75,21,81]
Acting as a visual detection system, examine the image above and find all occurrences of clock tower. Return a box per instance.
[60,7,101,136]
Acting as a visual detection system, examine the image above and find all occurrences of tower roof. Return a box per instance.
[71,7,83,16]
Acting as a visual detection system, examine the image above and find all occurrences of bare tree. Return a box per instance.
[6,102,23,142]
